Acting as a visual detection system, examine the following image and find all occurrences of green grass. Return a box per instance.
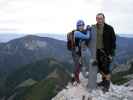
[5,58,71,100]
[112,63,133,85]
[23,78,57,100]
[5,58,71,98]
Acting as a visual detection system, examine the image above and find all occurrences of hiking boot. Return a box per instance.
[71,76,75,84]
[102,87,109,93]
[97,81,105,87]
[102,80,110,93]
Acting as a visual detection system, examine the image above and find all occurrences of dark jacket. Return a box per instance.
[102,23,116,56]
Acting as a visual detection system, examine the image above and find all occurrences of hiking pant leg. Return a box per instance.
[72,49,81,82]
[96,49,111,75]
[72,49,79,67]
[81,48,91,78]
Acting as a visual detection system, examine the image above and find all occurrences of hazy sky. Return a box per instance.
[0,0,132,35]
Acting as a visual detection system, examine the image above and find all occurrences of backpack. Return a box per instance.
[67,30,76,50]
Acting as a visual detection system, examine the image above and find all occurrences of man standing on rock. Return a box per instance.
[93,13,116,92]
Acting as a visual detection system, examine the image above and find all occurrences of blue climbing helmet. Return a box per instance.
[76,20,85,29]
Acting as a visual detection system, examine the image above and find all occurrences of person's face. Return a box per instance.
[96,15,105,25]
[77,24,85,31]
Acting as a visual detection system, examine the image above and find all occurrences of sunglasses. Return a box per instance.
[77,24,85,26]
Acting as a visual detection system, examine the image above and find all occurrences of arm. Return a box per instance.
[74,31,90,39]
[111,27,116,56]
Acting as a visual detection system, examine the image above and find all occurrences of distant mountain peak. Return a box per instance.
[23,34,39,38]
[4,35,48,51]
[20,35,41,41]
[23,39,47,50]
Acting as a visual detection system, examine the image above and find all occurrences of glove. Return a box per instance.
[108,55,113,62]
[75,47,79,53]
[90,59,97,66]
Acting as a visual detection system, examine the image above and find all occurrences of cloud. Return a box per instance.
[102,0,133,34]
[0,0,132,34]
[0,0,102,34]
[0,28,17,32]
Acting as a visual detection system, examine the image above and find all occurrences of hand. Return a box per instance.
[90,59,97,66]
[108,55,113,62]
[75,47,79,52]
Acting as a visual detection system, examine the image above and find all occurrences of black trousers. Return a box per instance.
[96,49,111,75]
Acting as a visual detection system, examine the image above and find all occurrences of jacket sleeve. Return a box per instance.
[111,27,116,56]
[74,31,90,39]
